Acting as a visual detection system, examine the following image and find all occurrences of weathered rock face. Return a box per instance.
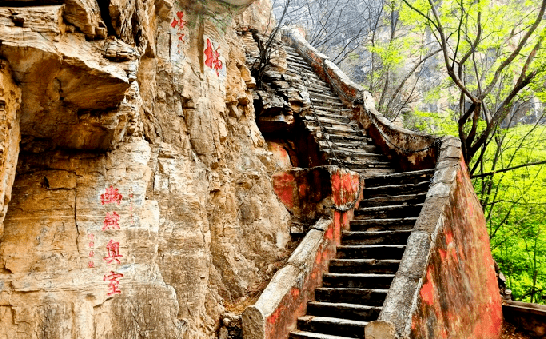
[0,0,292,338]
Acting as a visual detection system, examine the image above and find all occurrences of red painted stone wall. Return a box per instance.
[263,219,339,339]
[410,160,502,338]
[243,167,360,339]
[271,167,360,225]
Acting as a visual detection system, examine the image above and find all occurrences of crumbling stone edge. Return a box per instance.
[281,27,439,171]
[242,217,334,339]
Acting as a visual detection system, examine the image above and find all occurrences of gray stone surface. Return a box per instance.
[396,232,431,278]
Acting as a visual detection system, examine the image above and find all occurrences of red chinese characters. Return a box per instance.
[104,239,123,265]
[88,233,95,268]
[99,185,125,296]
[101,186,123,205]
[171,11,187,53]
[103,211,120,230]
[104,271,124,296]
[204,38,223,76]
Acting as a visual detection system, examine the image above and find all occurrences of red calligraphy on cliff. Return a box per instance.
[103,240,123,265]
[103,211,120,230]
[101,186,123,205]
[171,11,187,52]
[204,38,223,76]
[104,271,123,296]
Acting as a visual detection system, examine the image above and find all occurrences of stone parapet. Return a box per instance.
[242,217,335,339]
[367,137,502,339]
[243,166,361,339]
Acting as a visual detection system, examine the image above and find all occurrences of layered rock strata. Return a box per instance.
[0,0,294,338]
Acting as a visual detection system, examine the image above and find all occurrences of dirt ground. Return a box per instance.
[501,320,533,339]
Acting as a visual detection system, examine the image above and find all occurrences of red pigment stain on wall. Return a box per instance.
[331,172,359,207]
[445,231,454,245]
[420,268,435,306]
[272,172,297,210]
[439,248,447,261]
[410,158,502,338]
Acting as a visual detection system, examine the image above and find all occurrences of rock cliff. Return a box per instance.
[0,0,292,338]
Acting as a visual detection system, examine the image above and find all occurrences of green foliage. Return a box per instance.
[403,108,459,137]
[472,125,546,304]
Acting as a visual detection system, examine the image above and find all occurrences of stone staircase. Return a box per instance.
[283,46,435,338]
[285,46,394,177]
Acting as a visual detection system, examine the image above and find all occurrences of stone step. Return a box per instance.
[284,47,304,56]
[364,168,434,188]
[324,149,385,161]
[306,125,365,138]
[329,159,392,170]
[311,98,345,108]
[350,217,418,232]
[341,229,412,246]
[322,272,395,289]
[286,69,324,83]
[304,117,358,130]
[315,106,352,115]
[328,259,401,274]
[307,301,381,322]
[307,86,336,96]
[354,204,424,220]
[288,60,315,73]
[351,168,397,177]
[297,316,368,338]
[309,114,352,125]
[289,330,355,339]
[318,133,374,144]
[335,244,406,259]
[309,91,344,103]
[362,181,430,198]
[314,108,353,118]
[319,142,380,154]
[359,192,427,208]
[315,288,388,306]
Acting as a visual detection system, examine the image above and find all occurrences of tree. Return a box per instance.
[400,0,546,165]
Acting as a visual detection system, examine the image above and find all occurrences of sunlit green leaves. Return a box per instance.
[473,125,546,304]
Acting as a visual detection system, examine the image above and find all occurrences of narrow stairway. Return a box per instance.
[284,46,394,177]
[283,46,435,338]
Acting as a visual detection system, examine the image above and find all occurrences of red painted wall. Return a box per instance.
[410,160,502,338]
